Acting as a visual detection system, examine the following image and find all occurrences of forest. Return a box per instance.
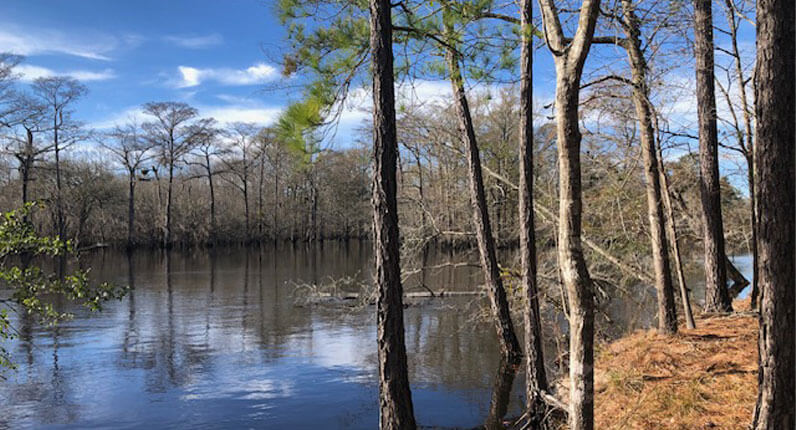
[0,0,793,429]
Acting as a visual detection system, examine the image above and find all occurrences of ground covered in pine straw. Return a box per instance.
[592,300,758,429]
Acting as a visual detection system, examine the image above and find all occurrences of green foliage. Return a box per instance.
[275,97,324,165]
[0,204,127,374]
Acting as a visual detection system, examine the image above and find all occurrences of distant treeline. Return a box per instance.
[0,67,751,259]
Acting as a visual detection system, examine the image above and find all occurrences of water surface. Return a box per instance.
[0,243,753,429]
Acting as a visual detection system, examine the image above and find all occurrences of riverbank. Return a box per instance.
[592,300,758,429]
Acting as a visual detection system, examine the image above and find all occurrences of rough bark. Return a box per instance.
[620,0,677,334]
[519,0,550,422]
[693,0,732,312]
[445,36,522,363]
[537,0,601,427]
[655,135,697,329]
[751,0,795,426]
[369,0,417,428]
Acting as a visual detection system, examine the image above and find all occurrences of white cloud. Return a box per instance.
[164,33,224,49]
[176,63,279,88]
[178,66,201,87]
[200,105,282,125]
[0,24,117,60]
[16,64,116,82]
[91,102,282,131]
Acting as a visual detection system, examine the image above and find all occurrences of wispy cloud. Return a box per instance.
[16,64,116,82]
[164,33,224,49]
[91,101,281,130]
[200,105,282,125]
[176,63,279,87]
[0,24,118,60]
[90,107,148,130]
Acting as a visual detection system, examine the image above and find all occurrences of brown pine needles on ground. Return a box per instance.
[592,300,758,429]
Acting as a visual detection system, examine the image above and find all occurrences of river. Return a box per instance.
[0,243,753,429]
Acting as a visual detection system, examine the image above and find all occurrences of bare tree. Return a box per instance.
[31,76,88,240]
[537,0,603,427]
[2,93,49,211]
[693,0,732,312]
[751,0,794,426]
[142,101,201,247]
[187,118,224,244]
[0,53,23,128]
[101,121,154,249]
[370,0,416,427]
[222,122,260,242]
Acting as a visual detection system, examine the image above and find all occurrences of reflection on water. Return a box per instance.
[0,243,520,429]
[0,243,753,429]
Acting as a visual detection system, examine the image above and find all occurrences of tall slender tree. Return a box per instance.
[440,5,522,362]
[751,0,794,425]
[370,0,416,427]
[617,0,678,334]
[518,0,549,422]
[536,0,603,427]
[693,0,732,312]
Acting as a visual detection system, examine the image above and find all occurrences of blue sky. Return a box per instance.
[0,0,757,192]
[1,0,295,130]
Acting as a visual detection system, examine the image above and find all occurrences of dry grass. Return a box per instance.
[592,300,758,430]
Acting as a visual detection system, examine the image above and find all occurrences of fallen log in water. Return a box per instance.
[313,290,484,300]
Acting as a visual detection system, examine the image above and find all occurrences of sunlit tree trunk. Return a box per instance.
[537,0,602,427]
[620,0,677,334]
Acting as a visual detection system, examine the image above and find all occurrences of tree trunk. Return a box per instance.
[747,157,759,309]
[53,115,65,241]
[209,169,216,245]
[722,0,758,309]
[165,160,174,248]
[258,155,265,241]
[274,162,280,242]
[127,171,136,249]
[621,0,677,334]
[445,37,522,363]
[519,0,549,422]
[369,0,417,428]
[555,70,595,430]
[693,0,731,312]
[243,179,250,242]
[537,0,601,426]
[751,0,795,426]
[655,134,697,329]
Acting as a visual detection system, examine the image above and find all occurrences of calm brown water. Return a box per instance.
[0,242,752,429]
